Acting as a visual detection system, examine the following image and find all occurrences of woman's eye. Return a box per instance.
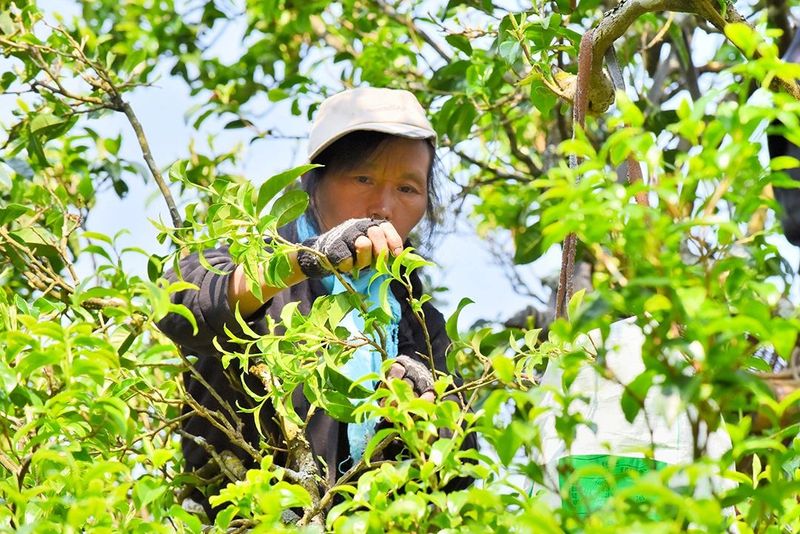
[398,185,418,194]
[355,175,371,184]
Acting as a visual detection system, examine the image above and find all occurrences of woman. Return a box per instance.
[157,87,476,516]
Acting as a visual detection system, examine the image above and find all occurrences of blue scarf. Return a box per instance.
[295,214,401,463]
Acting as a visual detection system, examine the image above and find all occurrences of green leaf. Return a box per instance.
[724,22,758,58]
[133,476,168,508]
[615,91,644,127]
[529,79,557,117]
[0,360,17,394]
[364,427,397,465]
[448,100,478,143]
[445,297,474,340]
[770,156,799,172]
[620,370,655,423]
[644,294,672,313]
[445,34,473,55]
[378,277,394,318]
[82,231,114,244]
[274,481,312,508]
[169,505,203,532]
[267,88,289,102]
[0,203,30,225]
[77,174,94,200]
[770,319,797,359]
[95,396,131,435]
[0,12,14,35]
[491,354,515,384]
[257,164,319,213]
[214,506,237,530]
[572,296,611,335]
[498,40,521,63]
[17,349,61,376]
[676,286,706,317]
[325,365,373,399]
[567,288,586,320]
[27,135,48,166]
[558,135,597,159]
[269,189,309,227]
[168,160,188,184]
[166,303,198,335]
[223,118,253,129]
[147,255,163,282]
[430,60,470,92]
[321,293,352,328]
[495,422,522,465]
[513,224,544,264]
[317,390,359,423]
[29,113,65,134]
[264,250,292,289]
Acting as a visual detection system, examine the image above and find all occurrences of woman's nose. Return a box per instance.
[367,186,393,221]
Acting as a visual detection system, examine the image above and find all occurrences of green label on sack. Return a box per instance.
[558,455,667,517]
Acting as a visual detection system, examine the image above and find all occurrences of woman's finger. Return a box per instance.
[353,235,372,269]
[379,221,404,256]
[367,225,388,258]
[335,254,354,272]
[419,391,435,402]
[387,363,405,380]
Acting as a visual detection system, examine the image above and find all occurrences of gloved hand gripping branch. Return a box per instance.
[296,218,383,279]
[388,355,434,397]
[381,355,463,442]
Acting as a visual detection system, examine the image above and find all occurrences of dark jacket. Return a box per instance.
[156,222,476,510]
[768,29,800,247]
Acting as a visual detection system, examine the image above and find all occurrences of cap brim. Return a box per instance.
[307,122,436,163]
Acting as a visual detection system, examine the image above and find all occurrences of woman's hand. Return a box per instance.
[385,355,435,402]
[296,218,404,278]
[351,220,404,271]
[381,356,459,442]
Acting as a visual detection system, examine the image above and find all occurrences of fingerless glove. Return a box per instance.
[296,218,382,278]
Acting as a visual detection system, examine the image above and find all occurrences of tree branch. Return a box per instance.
[249,363,323,526]
[115,98,183,229]
[297,436,395,526]
[450,147,530,184]
[589,0,800,111]
[0,227,128,310]
[555,30,594,321]
[48,25,185,231]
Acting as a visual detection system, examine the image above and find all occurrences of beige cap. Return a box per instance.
[307,87,437,162]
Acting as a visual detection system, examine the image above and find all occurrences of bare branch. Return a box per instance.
[298,436,395,526]
[48,26,185,231]
[115,98,183,229]
[450,147,531,184]
[555,29,594,321]
[0,227,127,310]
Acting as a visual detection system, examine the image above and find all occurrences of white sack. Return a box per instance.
[530,318,736,514]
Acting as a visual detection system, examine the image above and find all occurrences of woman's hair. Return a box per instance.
[301,130,442,243]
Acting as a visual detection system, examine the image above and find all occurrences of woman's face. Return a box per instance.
[314,136,431,241]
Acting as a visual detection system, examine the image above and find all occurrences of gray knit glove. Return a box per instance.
[388,355,434,396]
[296,218,382,278]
